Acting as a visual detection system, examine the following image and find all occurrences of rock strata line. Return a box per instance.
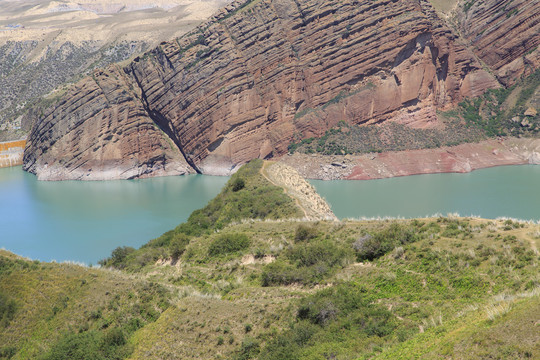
[24,0,531,180]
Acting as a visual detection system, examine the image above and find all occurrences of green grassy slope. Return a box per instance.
[0,252,172,360]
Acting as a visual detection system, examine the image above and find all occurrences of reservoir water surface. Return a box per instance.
[310,165,540,220]
[1,165,539,264]
[0,166,228,264]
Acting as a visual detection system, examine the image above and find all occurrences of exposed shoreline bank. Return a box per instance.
[15,137,540,181]
[0,139,26,168]
[279,137,540,181]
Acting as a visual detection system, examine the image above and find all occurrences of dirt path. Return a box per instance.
[261,161,309,219]
[261,161,337,221]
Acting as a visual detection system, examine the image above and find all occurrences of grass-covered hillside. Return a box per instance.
[1,161,539,359]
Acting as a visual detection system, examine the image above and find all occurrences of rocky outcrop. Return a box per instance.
[0,0,228,142]
[454,0,540,86]
[23,67,194,180]
[24,0,502,180]
[280,138,540,180]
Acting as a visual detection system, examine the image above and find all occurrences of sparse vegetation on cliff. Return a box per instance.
[287,119,485,156]
[288,69,539,157]
[454,69,540,137]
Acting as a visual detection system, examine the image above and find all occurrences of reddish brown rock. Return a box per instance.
[280,138,540,180]
[454,0,540,86]
[23,67,193,180]
[24,0,502,179]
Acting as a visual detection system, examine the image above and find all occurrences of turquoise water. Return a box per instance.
[1,165,539,264]
[310,165,540,221]
[0,167,228,264]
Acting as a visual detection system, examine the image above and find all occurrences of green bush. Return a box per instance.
[232,178,245,192]
[287,240,346,268]
[258,322,318,360]
[294,224,319,242]
[234,336,260,360]
[41,329,129,360]
[98,246,135,268]
[355,224,418,261]
[259,283,397,359]
[261,260,303,286]
[208,233,251,257]
[262,240,350,286]
[0,347,16,359]
[169,233,190,260]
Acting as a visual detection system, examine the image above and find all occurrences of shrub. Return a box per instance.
[353,234,372,251]
[356,224,418,261]
[102,328,126,348]
[41,331,104,360]
[232,178,245,192]
[297,300,338,326]
[235,337,260,360]
[0,347,16,359]
[169,233,190,260]
[98,246,135,268]
[262,240,350,286]
[259,283,397,359]
[261,260,302,286]
[294,224,319,242]
[286,240,346,268]
[208,233,251,257]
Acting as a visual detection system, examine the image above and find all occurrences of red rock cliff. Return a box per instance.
[24,0,502,180]
[454,0,540,86]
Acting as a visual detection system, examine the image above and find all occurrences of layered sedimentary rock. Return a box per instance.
[454,0,540,86]
[0,0,228,142]
[24,0,501,179]
[23,67,193,180]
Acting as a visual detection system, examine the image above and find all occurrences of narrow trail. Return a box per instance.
[261,161,337,221]
[260,161,309,219]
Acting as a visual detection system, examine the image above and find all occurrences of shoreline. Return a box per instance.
[279,137,540,181]
[0,139,26,168]
[12,137,540,181]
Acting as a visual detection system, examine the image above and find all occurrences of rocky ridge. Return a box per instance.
[24,0,506,179]
[0,0,228,142]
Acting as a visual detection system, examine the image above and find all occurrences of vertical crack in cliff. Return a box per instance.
[129,66,202,174]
